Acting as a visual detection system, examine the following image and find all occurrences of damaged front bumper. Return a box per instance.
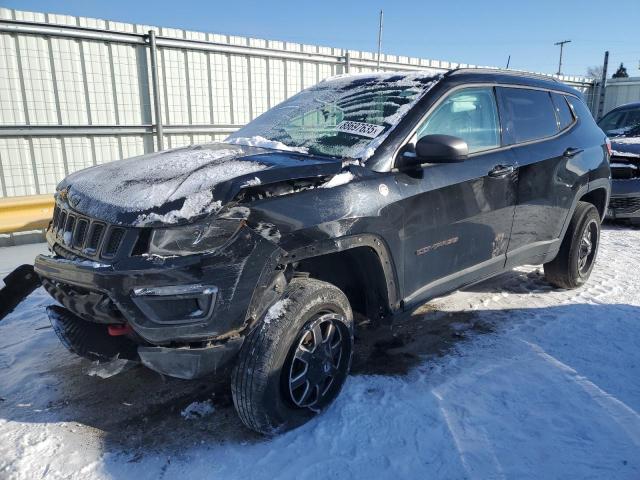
[35,225,283,379]
[47,305,242,379]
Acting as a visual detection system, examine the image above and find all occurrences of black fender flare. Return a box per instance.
[245,233,401,328]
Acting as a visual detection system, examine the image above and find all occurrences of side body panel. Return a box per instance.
[394,149,517,305]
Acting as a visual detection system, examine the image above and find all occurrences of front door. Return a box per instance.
[396,86,518,305]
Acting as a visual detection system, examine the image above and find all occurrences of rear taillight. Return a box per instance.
[606,137,612,156]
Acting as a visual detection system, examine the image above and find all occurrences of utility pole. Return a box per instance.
[376,10,383,71]
[554,39,571,76]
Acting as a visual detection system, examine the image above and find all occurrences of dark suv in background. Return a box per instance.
[34,69,610,434]
[598,102,640,224]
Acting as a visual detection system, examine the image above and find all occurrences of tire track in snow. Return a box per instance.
[524,340,640,447]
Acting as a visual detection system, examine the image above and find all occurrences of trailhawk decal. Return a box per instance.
[416,237,459,256]
[336,120,385,139]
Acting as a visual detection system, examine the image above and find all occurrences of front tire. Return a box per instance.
[544,201,601,289]
[231,278,353,435]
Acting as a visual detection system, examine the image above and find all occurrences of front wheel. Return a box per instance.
[231,278,353,435]
[544,201,601,289]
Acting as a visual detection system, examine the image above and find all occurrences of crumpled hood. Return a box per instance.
[58,143,342,226]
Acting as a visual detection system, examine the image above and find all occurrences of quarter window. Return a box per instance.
[498,88,558,144]
[565,96,595,122]
[416,87,500,154]
[551,92,574,130]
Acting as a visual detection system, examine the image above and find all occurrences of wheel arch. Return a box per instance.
[286,235,401,322]
[579,185,609,221]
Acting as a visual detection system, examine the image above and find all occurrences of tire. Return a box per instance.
[231,277,354,435]
[544,201,601,289]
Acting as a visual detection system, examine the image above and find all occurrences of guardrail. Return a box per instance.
[0,195,53,234]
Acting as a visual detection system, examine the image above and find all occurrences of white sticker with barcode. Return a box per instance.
[336,120,385,138]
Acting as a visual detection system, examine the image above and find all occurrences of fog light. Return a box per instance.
[133,284,218,297]
[131,284,218,324]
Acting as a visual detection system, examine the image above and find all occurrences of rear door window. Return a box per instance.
[498,87,558,144]
[551,92,574,130]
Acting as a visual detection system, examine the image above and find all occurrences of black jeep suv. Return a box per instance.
[597,102,640,224]
[34,69,610,434]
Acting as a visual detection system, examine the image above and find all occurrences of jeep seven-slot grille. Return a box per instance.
[103,228,125,257]
[87,223,104,252]
[51,203,135,259]
[609,196,640,214]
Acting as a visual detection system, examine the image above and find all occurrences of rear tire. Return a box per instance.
[544,201,601,289]
[231,278,353,435]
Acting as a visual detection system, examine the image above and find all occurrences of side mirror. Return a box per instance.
[397,134,469,170]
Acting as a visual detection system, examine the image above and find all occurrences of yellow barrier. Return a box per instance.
[0,194,54,235]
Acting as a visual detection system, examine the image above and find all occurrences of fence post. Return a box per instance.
[147,30,164,151]
[596,51,609,121]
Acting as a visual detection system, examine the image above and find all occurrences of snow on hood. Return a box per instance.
[58,142,343,226]
[225,136,309,154]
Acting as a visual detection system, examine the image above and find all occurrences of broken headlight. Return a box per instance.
[148,218,243,256]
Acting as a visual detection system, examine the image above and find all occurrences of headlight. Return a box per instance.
[148,218,243,256]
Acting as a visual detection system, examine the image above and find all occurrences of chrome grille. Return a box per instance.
[610,156,640,180]
[609,196,640,214]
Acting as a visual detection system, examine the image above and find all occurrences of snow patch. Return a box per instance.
[86,358,132,379]
[321,171,354,188]
[39,254,110,269]
[242,176,262,187]
[136,191,222,225]
[181,400,215,420]
[225,136,309,154]
[254,222,281,242]
[611,135,640,144]
[264,299,291,324]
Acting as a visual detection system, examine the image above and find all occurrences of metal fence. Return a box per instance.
[598,77,640,116]
[0,7,596,199]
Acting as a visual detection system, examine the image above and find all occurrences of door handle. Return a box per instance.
[488,164,515,178]
[563,147,584,158]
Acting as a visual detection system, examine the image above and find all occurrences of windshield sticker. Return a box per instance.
[336,121,385,139]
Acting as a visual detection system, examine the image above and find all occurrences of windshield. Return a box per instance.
[598,107,640,137]
[225,72,440,159]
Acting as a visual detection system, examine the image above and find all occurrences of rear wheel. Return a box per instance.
[231,278,353,435]
[544,201,601,289]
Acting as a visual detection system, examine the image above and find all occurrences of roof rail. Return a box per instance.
[449,67,563,83]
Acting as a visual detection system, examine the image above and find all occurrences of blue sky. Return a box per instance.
[4,0,639,77]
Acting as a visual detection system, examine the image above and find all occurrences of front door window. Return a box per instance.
[417,87,501,153]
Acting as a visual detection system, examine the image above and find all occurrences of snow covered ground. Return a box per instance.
[1,226,640,479]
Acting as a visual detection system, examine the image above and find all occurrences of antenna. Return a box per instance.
[376,10,383,71]
[554,40,571,76]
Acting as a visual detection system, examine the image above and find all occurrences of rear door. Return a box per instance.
[497,87,583,266]
[396,86,518,305]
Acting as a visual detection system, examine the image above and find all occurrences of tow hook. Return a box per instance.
[108,324,133,336]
